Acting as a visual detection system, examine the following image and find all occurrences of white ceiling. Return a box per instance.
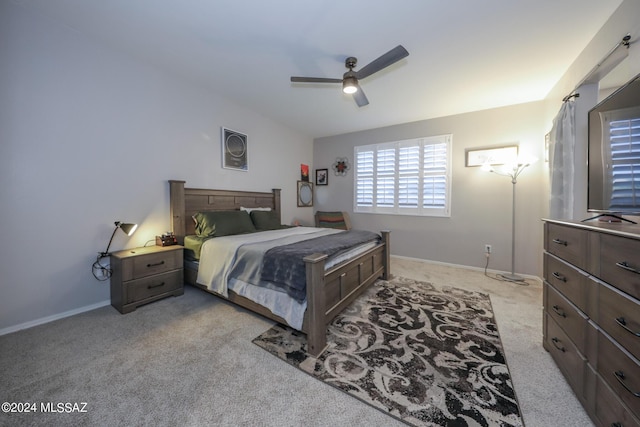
[17,0,623,138]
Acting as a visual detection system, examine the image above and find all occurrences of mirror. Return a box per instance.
[297,181,313,207]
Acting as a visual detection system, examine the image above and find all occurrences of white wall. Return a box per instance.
[314,102,547,276]
[0,3,314,331]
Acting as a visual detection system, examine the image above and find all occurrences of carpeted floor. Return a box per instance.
[253,276,523,426]
[0,257,594,426]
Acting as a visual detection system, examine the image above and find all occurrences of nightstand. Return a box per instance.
[110,245,184,314]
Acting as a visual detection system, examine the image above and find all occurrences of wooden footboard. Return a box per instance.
[169,180,390,357]
[304,230,390,356]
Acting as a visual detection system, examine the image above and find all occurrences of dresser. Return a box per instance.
[543,219,640,427]
[110,245,184,314]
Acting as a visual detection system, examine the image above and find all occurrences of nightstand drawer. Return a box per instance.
[546,223,588,270]
[125,270,182,304]
[131,250,181,278]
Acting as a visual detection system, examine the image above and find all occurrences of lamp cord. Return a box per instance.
[484,249,529,286]
[92,254,112,281]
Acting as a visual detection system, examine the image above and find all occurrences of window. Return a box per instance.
[354,134,452,217]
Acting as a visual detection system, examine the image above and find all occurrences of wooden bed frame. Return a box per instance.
[168,180,390,357]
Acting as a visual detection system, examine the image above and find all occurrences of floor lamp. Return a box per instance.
[484,160,532,283]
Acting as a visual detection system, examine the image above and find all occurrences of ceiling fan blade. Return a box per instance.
[352,85,369,107]
[291,76,342,83]
[355,45,409,80]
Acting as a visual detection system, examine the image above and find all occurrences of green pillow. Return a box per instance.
[250,210,282,231]
[193,210,256,237]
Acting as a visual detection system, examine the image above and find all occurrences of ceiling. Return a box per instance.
[16,0,623,138]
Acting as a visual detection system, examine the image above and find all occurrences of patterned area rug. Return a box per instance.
[252,276,523,426]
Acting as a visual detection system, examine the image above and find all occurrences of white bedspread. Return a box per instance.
[196,226,377,329]
[196,227,340,328]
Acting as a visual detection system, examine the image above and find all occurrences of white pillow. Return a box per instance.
[240,206,271,213]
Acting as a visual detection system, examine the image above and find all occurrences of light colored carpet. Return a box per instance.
[0,257,594,426]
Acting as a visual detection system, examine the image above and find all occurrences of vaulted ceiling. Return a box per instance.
[17,0,623,138]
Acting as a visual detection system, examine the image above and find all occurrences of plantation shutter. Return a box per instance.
[376,148,396,207]
[398,143,419,207]
[354,135,451,217]
[423,141,448,209]
[355,150,374,207]
[608,116,640,208]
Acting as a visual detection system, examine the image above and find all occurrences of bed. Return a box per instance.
[168,180,390,357]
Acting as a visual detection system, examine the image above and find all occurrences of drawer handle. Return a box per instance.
[552,305,567,318]
[611,423,622,427]
[616,261,640,275]
[552,238,568,246]
[147,282,165,289]
[613,370,640,398]
[147,261,165,268]
[551,337,565,352]
[552,272,567,282]
[615,317,640,338]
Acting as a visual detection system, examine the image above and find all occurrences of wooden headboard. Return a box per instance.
[169,180,281,243]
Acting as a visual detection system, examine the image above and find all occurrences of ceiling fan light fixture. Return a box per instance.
[342,77,358,94]
[291,45,408,107]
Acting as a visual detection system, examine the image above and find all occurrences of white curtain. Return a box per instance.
[549,100,576,219]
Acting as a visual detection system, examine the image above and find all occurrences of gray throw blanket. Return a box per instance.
[260,230,380,302]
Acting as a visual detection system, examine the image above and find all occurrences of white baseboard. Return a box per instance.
[0,299,111,336]
[391,254,543,284]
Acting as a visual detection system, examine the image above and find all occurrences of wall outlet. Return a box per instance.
[485,244,492,254]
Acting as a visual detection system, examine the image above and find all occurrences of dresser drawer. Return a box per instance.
[545,313,587,400]
[546,223,588,270]
[598,330,640,418]
[544,252,589,313]
[599,280,640,361]
[600,233,640,301]
[545,283,588,354]
[596,374,640,427]
[125,269,183,304]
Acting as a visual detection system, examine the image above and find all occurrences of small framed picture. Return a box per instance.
[297,181,313,207]
[315,168,328,186]
[221,127,248,171]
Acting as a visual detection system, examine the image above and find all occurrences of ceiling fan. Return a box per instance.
[290,45,409,107]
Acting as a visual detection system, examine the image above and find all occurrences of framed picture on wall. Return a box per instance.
[315,169,328,186]
[301,164,309,181]
[465,145,518,167]
[297,181,313,207]
[221,127,248,171]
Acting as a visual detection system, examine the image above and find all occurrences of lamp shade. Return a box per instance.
[119,222,138,236]
[342,76,358,94]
